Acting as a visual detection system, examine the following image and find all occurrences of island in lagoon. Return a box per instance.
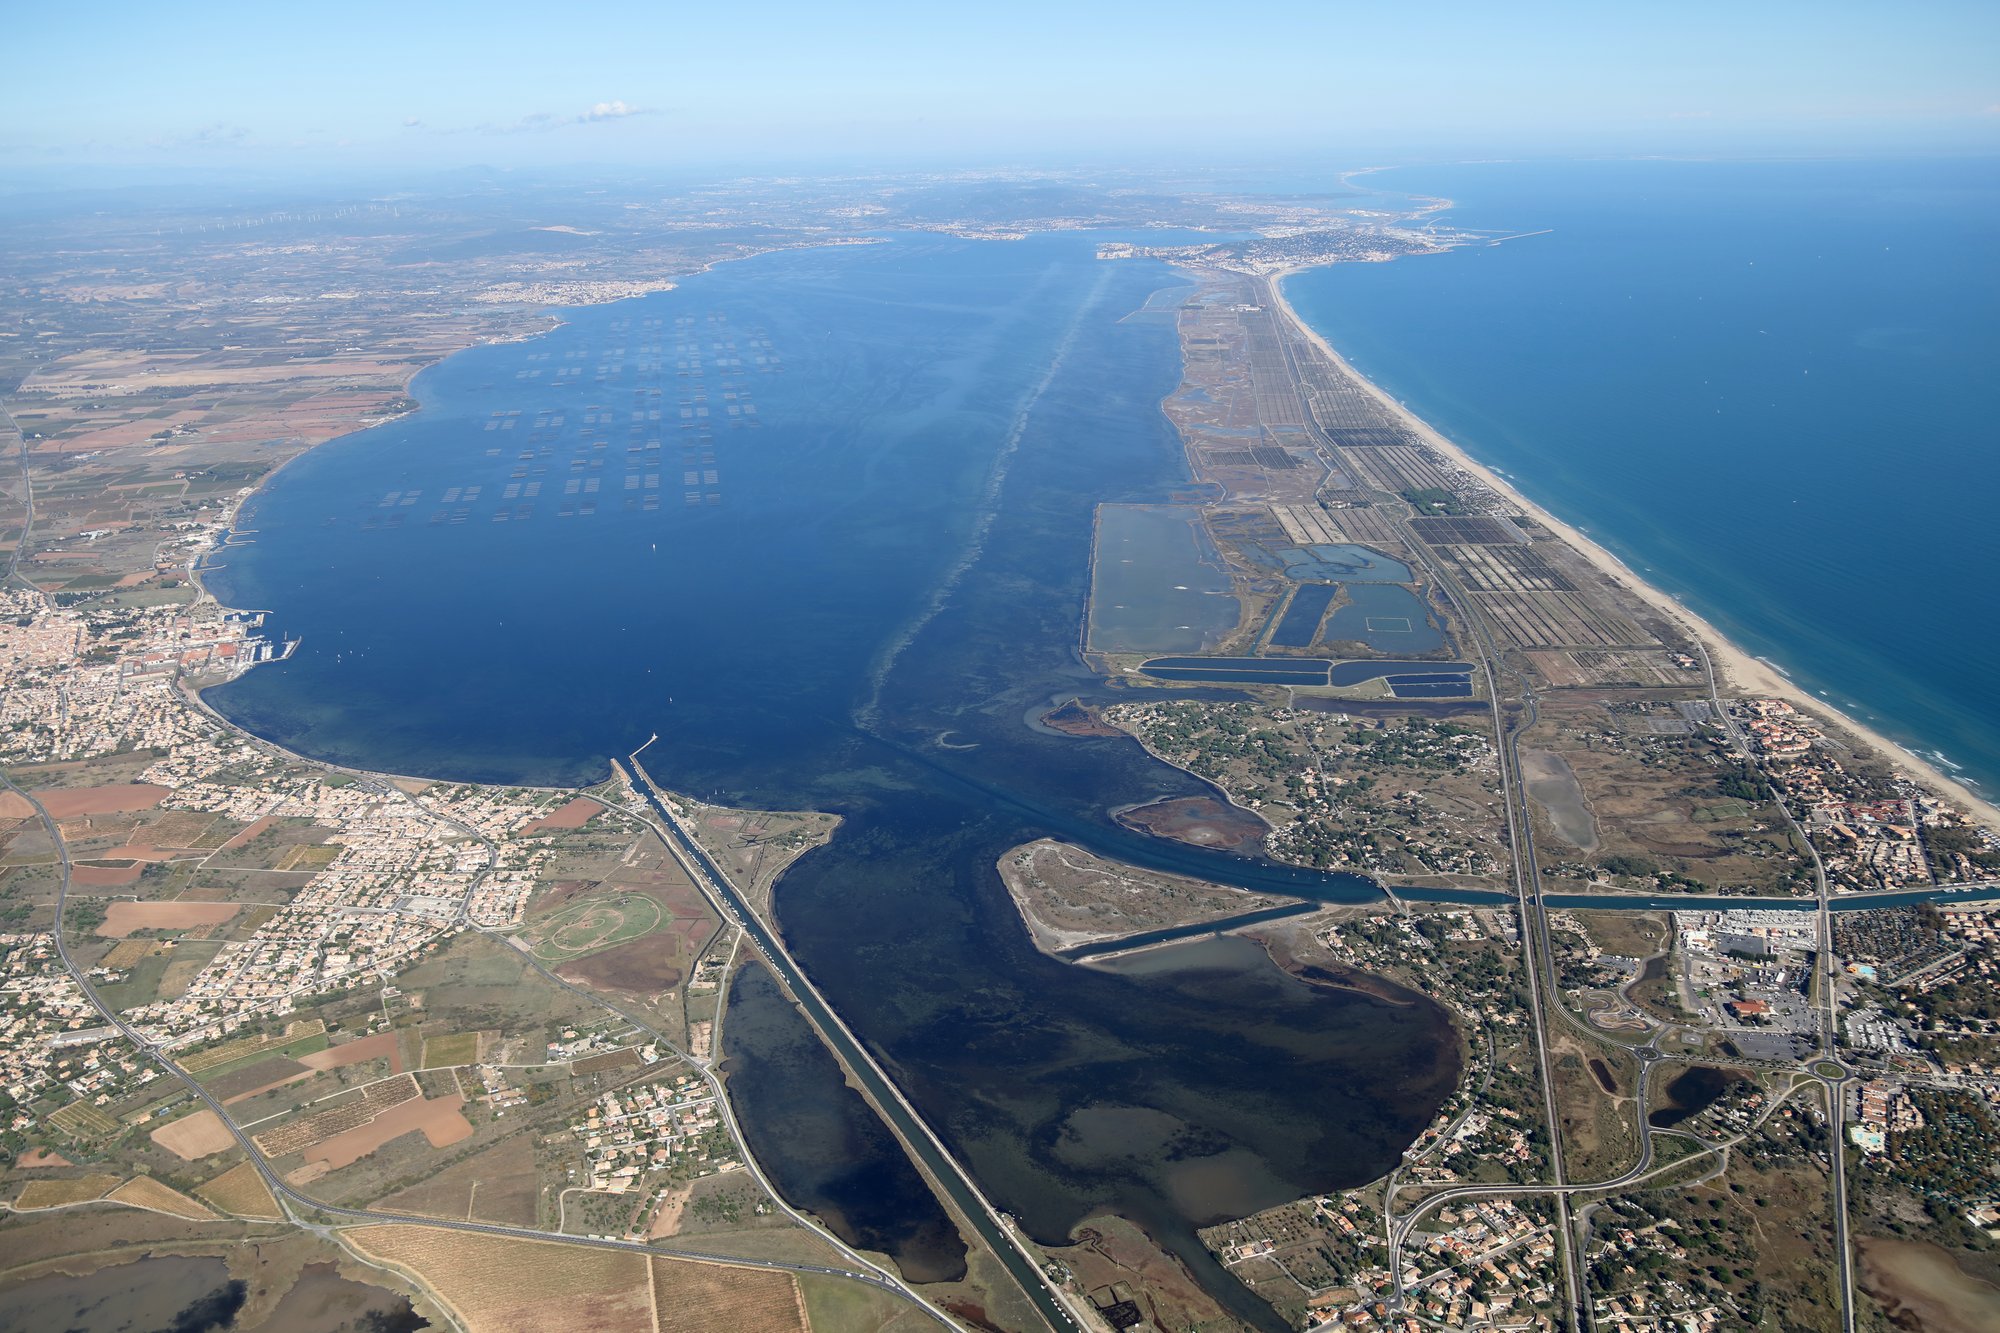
[1,168,1998,1333]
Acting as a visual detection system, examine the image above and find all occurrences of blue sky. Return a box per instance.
[7,0,1998,172]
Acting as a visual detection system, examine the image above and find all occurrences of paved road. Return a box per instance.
[0,763,943,1320]
[1269,276,1880,1331]
[1693,640,1858,1333]
[374,773,960,1324]
[1387,1062,1817,1295]
[618,757,1082,1333]
[1271,288,1586,1328]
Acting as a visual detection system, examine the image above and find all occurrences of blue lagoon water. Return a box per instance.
[1088,504,1240,654]
[205,234,1459,1329]
[1287,157,2000,795]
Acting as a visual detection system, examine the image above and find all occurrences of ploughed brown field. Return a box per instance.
[305,1094,474,1171]
[69,864,145,887]
[216,814,278,850]
[149,1108,237,1161]
[97,902,240,938]
[524,796,604,833]
[34,784,171,819]
[298,1031,402,1072]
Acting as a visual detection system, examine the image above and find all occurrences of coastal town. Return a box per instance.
[0,488,959,1328]
[2,160,2000,1333]
[1065,233,2000,1332]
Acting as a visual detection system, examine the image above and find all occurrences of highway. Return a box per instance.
[1269,270,1866,1331]
[1692,639,1858,1333]
[1388,1067,1813,1257]
[0,761,954,1326]
[0,410,971,1324]
[1271,282,1585,1328]
[371,771,964,1326]
[616,756,1083,1333]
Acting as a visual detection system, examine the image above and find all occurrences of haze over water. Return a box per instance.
[1287,157,2000,795]
[205,233,1459,1329]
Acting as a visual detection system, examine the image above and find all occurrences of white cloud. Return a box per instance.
[456,100,655,135]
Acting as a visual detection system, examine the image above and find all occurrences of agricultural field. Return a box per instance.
[94,901,240,938]
[419,1030,486,1069]
[12,1173,120,1209]
[654,1258,805,1333]
[371,1130,541,1228]
[303,1092,472,1171]
[106,1175,218,1221]
[46,1100,118,1139]
[203,1054,320,1104]
[183,1019,328,1075]
[197,816,339,873]
[345,1224,657,1333]
[252,1074,420,1158]
[149,1107,236,1161]
[660,1256,808,1328]
[194,1161,283,1220]
[799,1274,934,1333]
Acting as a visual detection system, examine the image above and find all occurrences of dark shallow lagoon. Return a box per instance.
[206,234,1459,1326]
[721,961,968,1282]
[0,1256,242,1333]
[0,1256,424,1333]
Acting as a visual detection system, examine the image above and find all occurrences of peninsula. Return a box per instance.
[4,168,1999,1333]
[1066,198,2000,1329]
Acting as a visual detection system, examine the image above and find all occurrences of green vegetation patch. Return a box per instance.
[420,1031,480,1069]
[192,1031,331,1085]
[526,892,665,962]
[800,1274,934,1333]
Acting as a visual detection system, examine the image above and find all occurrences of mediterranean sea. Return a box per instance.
[1285,156,2000,796]
[204,232,1459,1329]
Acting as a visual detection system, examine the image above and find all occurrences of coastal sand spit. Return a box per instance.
[1267,264,2000,833]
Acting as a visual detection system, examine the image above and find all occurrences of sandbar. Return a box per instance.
[1268,265,2000,831]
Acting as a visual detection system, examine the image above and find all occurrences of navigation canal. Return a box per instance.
[208,233,1462,1329]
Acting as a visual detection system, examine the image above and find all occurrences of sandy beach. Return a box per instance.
[1266,265,2000,832]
